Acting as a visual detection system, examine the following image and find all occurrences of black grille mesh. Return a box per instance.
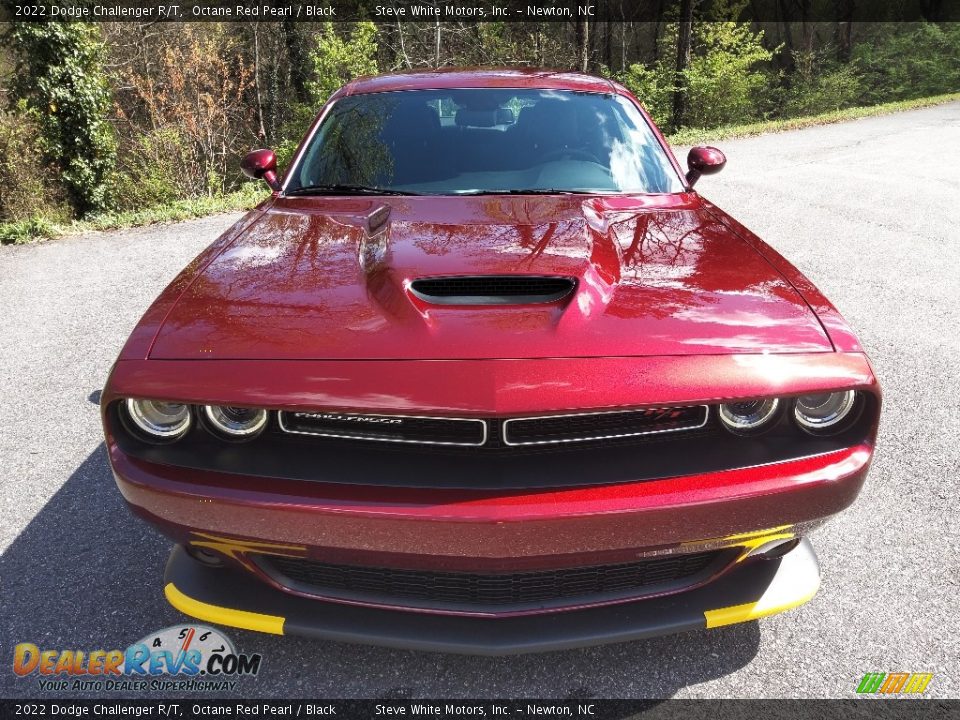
[505,406,708,446]
[410,276,575,304]
[278,407,707,449]
[258,550,728,610]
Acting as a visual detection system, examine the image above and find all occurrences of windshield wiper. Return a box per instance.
[455,189,602,196]
[286,184,419,196]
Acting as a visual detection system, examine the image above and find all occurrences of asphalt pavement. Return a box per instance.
[1,102,958,699]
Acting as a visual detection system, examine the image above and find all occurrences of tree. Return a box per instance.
[575,19,590,72]
[119,25,256,199]
[282,19,311,104]
[683,21,776,128]
[671,0,694,130]
[308,22,379,106]
[9,22,116,217]
[619,62,673,127]
[835,0,856,62]
[271,22,379,169]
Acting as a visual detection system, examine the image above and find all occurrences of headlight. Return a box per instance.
[203,405,268,439]
[794,390,857,433]
[718,398,780,435]
[124,399,191,440]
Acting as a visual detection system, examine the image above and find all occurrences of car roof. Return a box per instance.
[339,67,621,97]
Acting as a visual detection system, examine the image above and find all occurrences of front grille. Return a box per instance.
[503,406,709,446]
[410,275,575,305]
[278,411,486,447]
[277,406,707,449]
[256,549,732,612]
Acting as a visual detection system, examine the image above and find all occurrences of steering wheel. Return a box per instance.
[539,148,601,164]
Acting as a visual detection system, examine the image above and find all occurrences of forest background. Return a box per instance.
[2,0,958,241]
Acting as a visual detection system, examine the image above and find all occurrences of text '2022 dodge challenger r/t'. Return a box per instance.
[102,69,880,654]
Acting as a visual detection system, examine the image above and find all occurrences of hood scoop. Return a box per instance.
[409,275,576,306]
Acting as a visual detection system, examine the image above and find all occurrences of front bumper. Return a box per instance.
[105,353,876,649]
[112,443,870,568]
[164,539,821,654]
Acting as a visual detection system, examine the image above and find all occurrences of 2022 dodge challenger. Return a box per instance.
[102,69,880,654]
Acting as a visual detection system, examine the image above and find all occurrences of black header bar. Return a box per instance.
[3,0,959,23]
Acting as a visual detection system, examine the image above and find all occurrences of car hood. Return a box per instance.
[148,195,832,360]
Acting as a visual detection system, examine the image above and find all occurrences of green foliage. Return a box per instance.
[618,62,674,128]
[117,25,255,200]
[620,15,775,131]
[111,128,189,210]
[9,22,116,218]
[0,182,268,244]
[781,23,960,117]
[274,22,379,177]
[0,216,58,245]
[682,22,777,128]
[855,22,960,104]
[0,101,69,223]
[82,182,266,231]
[4,17,960,240]
[783,51,863,116]
[475,22,520,65]
[667,92,960,146]
[274,106,315,171]
[614,21,959,136]
[307,22,379,106]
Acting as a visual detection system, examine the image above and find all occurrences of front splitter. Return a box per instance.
[162,540,820,655]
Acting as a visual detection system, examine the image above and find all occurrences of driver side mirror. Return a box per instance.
[686,146,726,187]
[241,149,281,191]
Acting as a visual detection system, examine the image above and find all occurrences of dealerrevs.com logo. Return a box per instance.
[13,625,262,692]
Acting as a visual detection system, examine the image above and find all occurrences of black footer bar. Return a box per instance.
[1,700,957,720]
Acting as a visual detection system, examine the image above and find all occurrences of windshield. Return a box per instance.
[287,88,684,196]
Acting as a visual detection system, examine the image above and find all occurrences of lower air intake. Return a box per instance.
[410,275,575,305]
[255,549,733,613]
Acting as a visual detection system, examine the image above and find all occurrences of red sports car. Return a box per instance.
[102,69,880,653]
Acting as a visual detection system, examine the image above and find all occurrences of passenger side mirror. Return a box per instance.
[686,146,726,187]
[241,149,281,191]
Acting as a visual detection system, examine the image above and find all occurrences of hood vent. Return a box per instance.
[410,275,575,305]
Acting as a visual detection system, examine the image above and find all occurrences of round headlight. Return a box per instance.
[125,399,191,440]
[718,398,780,435]
[794,390,857,433]
[203,405,268,439]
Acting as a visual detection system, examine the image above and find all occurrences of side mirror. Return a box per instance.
[241,149,281,191]
[686,146,726,187]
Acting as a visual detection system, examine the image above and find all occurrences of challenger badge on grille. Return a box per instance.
[278,411,487,446]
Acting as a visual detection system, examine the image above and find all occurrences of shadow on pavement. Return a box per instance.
[1,445,760,698]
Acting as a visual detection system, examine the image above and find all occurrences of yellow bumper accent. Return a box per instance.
[704,577,820,628]
[164,582,285,635]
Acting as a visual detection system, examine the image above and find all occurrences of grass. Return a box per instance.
[3,91,959,245]
[0,183,268,245]
[666,92,960,145]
